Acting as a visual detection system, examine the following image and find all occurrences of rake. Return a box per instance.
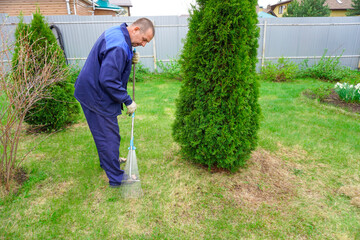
[121,57,143,198]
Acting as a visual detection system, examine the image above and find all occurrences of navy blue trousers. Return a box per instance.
[81,104,125,186]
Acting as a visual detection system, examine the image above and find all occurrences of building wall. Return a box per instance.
[273,3,290,17]
[0,0,120,16]
[330,10,348,17]
[94,9,117,16]
[0,0,70,16]
[76,0,94,16]
[122,6,130,16]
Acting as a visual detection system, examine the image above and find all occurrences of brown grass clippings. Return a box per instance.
[225,148,299,210]
[69,122,88,130]
[338,185,360,198]
[276,143,308,161]
[351,197,360,208]
[338,185,360,208]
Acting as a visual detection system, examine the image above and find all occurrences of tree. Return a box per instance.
[283,0,330,17]
[12,10,80,131]
[1,21,67,191]
[172,0,261,171]
[347,0,360,16]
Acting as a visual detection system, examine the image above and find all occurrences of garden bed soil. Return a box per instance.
[14,167,28,185]
[305,89,360,114]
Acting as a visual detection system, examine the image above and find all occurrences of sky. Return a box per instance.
[130,0,281,16]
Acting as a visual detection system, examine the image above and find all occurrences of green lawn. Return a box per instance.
[1,75,359,239]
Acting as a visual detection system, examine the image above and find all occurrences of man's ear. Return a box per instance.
[134,26,140,32]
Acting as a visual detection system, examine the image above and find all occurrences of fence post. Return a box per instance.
[261,20,267,68]
[153,22,157,71]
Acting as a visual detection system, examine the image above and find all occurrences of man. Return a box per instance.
[74,18,155,187]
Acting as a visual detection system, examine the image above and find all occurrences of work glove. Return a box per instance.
[126,101,137,115]
[132,51,140,64]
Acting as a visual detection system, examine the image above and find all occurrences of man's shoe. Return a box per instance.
[108,174,139,188]
[121,174,139,185]
[119,157,127,164]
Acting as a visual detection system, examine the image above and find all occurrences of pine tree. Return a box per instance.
[284,0,331,17]
[172,0,260,171]
[347,0,360,16]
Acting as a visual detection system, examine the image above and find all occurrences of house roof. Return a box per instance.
[325,0,353,10]
[270,0,292,8]
[96,0,124,11]
[258,11,277,18]
[109,0,133,7]
[83,0,99,7]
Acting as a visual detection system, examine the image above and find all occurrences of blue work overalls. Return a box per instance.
[74,23,133,186]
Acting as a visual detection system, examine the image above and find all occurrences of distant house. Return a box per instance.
[110,0,133,16]
[264,0,354,17]
[0,0,131,16]
[266,0,292,17]
[258,11,277,18]
[326,0,353,16]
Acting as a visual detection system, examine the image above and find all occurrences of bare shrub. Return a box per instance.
[0,22,68,192]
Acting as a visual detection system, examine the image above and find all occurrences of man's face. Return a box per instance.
[130,27,153,47]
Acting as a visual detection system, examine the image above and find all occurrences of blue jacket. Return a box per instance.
[74,23,133,116]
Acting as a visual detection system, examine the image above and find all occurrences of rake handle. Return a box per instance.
[132,48,136,101]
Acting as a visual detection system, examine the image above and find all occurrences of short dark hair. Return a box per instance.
[132,18,155,36]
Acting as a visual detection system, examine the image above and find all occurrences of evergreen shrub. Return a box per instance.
[12,10,79,131]
[172,0,261,171]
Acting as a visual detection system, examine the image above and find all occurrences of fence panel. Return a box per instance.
[257,17,360,71]
[1,14,359,71]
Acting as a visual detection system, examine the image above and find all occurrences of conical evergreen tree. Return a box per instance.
[12,10,80,131]
[172,0,260,171]
[12,14,30,71]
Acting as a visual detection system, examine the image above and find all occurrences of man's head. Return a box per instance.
[127,18,155,47]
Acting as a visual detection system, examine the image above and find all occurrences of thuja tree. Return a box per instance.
[172,0,260,171]
[12,10,79,131]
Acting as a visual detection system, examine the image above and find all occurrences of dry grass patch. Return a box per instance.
[338,185,360,208]
[31,179,74,205]
[0,167,28,197]
[53,180,74,196]
[20,179,75,221]
[68,121,88,131]
[276,143,308,161]
[83,187,106,215]
[224,148,301,210]
[351,197,360,208]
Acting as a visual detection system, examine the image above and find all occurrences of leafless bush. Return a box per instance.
[0,23,68,192]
